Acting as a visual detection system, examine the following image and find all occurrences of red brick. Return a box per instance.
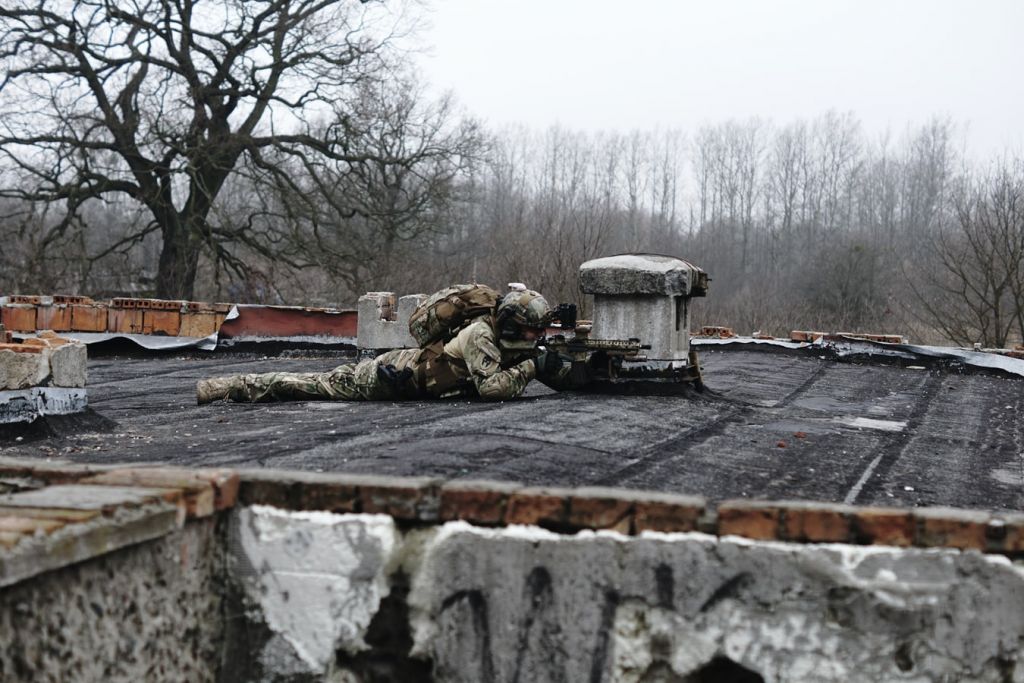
[914,507,990,550]
[8,295,41,305]
[359,476,441,521]
[0,460,117,485]
[71,304,108,332]
[111,297,146,309]
[717,500,780,540]
[633,492,706,534]
[0,516,66,535]
[108,306,144,334]
[505,487,572,527]
[296,480,360,512]
[23,332,70,348]
[440,481,520,524]
[779,501,853,542]
[142,309,181,335]
[568,487,636,532]
[0,342,44,354]
[238,479,296,509]
[237,470,363,512]
[1,304,37,332]
[0,506,101,523]
[180,310,219,338]
[83,467,238,515]
[36,304,72,332]
[82,470,210,519]
[697,326,736,339]
[852,507,915,547]
[790,330,825,343]
[53,295,93,305]
[993,513,1024,554]
[0,531,24,549]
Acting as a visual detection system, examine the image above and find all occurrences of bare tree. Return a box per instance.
[0,0,422,299]
[911,161,1024,348]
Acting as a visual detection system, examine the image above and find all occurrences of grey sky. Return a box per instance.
[412,0,1023,156]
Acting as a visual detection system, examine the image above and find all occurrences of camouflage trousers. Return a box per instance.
[224,349,424,402]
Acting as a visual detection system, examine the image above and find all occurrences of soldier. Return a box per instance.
[195,288,574,404]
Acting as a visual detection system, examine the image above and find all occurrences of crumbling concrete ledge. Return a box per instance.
[406,523,1024,682]
[6,461,1024,682]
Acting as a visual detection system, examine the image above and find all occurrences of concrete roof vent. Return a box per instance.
[579,253,708,298]
[578,253,709,364]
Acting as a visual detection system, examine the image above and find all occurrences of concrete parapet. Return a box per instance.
[7,463,1024,681]
[357,291,426,350]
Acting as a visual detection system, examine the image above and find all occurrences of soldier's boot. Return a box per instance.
[196,376,241,404]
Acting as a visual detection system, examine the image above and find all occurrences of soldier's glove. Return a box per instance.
[534,349,564,376]
[377,364,414,388]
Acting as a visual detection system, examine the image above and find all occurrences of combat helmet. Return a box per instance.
[496,288,552,338]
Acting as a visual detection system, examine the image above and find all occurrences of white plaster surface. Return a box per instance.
[230,507,400,673]
[0,387,88,423]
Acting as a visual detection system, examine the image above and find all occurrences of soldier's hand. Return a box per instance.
[534,349,564,376]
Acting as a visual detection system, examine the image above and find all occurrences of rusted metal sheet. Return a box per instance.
[219,305,357,340]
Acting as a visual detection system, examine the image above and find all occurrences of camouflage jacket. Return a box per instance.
[439,318,537,400]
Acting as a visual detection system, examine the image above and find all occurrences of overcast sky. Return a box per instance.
[411,0,1024,157]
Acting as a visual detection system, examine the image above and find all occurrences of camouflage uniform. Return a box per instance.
[211,317,562,403]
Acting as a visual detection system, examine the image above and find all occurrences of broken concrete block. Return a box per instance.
[229,506,400,674]
[356,291,425,350]
[49,341,87,388]
[0,347,50,390]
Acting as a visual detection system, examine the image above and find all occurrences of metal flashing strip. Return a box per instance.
[693,336,1024,378]
[15,331,219,351]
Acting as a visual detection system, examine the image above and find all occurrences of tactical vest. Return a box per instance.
[408,284,501,397]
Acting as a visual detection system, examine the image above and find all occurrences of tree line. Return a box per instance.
[2,1,1022,347]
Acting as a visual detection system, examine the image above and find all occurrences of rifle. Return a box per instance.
[537,302,703,389]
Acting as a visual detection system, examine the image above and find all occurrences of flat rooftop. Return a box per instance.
[4,345,1022,512]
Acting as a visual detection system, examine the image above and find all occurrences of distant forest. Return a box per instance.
[2,3,1022,347]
